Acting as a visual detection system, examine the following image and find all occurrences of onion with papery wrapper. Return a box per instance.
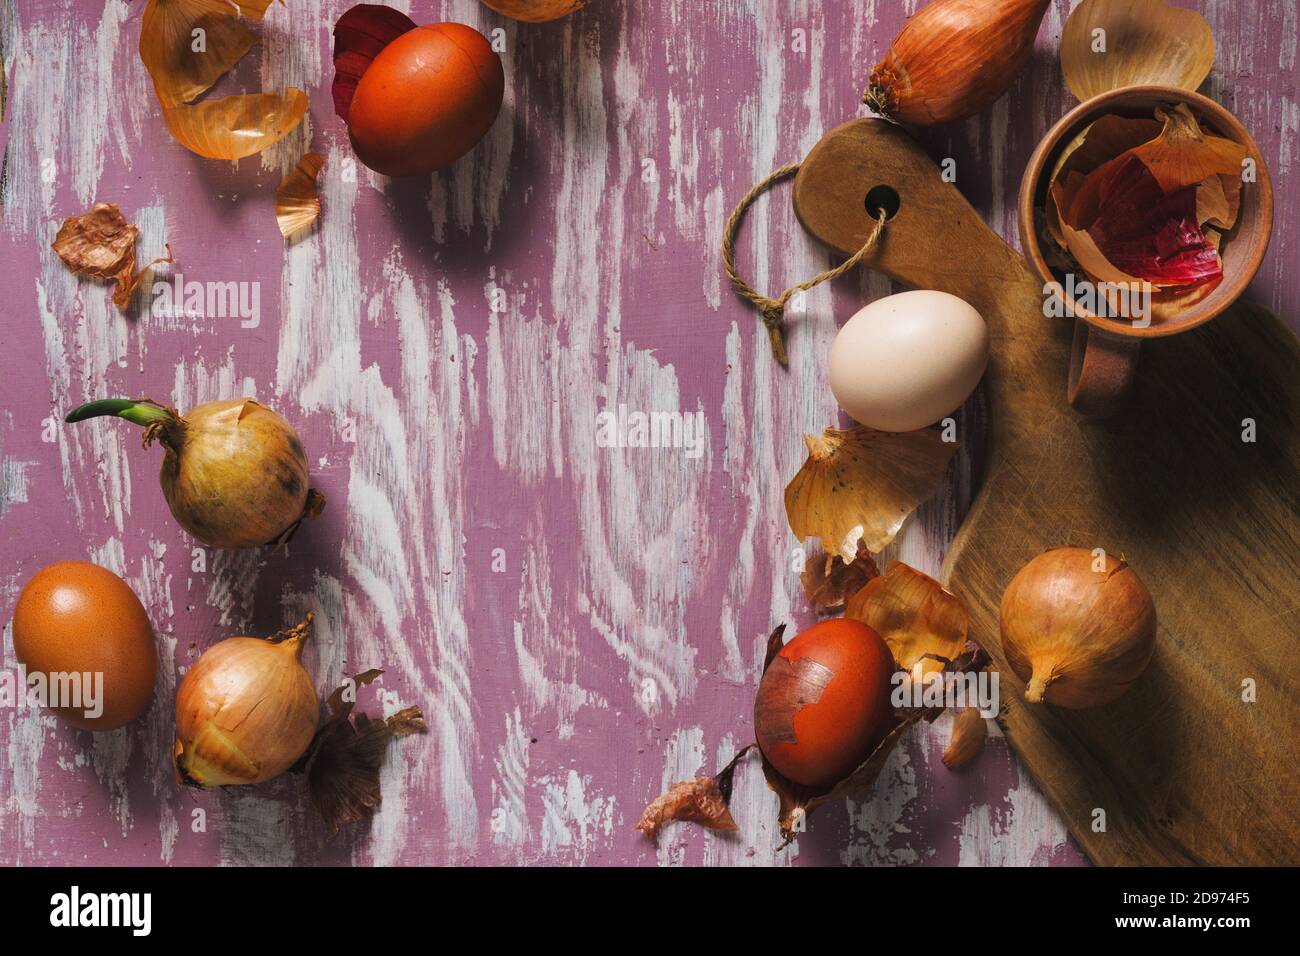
[65,397,324,550]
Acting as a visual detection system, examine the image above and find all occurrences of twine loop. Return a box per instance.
[722,162,888,366]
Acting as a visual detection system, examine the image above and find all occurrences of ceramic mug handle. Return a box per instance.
[1067,319,1141,418]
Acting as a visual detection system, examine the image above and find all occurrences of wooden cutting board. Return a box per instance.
[792,118,1300,866]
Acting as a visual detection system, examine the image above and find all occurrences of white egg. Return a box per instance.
[828,290,988,433]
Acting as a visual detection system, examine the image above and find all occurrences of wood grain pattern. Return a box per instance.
[796,118,1300,865]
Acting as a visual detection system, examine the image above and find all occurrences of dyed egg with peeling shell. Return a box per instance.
[754,619,895,789]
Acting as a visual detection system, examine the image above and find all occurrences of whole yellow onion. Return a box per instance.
[174,615,319,787]
[1000,547,1157,708]
[66,397,324,549]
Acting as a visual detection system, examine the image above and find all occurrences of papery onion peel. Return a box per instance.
[140,0,307,159]
[1061,0,1214,102]
[140,0,275,106]
[942,705,987,769]
[52,202,174,311]
[635,746,750,841]
[276,152,325,239]
[296,668,427,834]
[800,542,880,612]
[1047,105,1246,302]
[161,90,308,161]
[845,560,969,672]
[331,4,417,122]
[784,426,957,562]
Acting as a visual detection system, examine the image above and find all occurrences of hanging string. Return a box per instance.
[722,162,888,367]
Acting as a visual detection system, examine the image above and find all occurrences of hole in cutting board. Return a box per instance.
[864,185,900,221]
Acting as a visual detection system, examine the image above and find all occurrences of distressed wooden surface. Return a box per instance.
[0,0,1293,866]
[796,117,1300,866]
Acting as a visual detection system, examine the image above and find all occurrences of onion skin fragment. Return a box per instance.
[1061,0,1215,101]
[140,1,308,159]
[865,0,1050,126]
[784,426,957,562]
[276,152,325,239]
[175,616,320,787]
[296,668,427,834]
[331,3,418,122]
[65,398,324,550]
[801,543,880,612]
[1000,548,1156,708]
[52,203,136,277]
[139,0,275,107]
[161,90,309,161]
[51,203,174,311]
[635,746,751,841]
[845,560,969,672]
[942,706,986,769]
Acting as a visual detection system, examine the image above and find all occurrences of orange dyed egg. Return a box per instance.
[479,0,584,22]
[347,23,504,177]
[755,619,896,788]
[11,561,157,731]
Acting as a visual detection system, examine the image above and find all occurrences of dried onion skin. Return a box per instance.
[161,91,309,161]
[140,0,307,159]
[1060,0,1214,102]
[784,426,957,562]
[52,203,173,310]
[276,152,325,239]
[139,0,275,106]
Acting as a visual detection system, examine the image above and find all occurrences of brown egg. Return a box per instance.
[347,23,504,177]
[755,619,896,788]
[12,561,157,731]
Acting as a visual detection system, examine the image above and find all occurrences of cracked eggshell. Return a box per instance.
[828,290,989,433]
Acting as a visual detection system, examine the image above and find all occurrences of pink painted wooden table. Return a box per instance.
[0,1,1294,866]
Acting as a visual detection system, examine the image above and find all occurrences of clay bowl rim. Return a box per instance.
[1018,85,1273,340]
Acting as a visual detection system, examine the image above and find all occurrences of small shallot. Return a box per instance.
[864,0,1050,126]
